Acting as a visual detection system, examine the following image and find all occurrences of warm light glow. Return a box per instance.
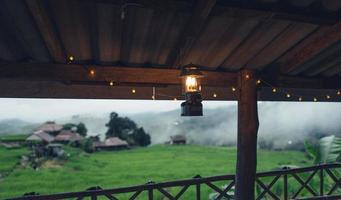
[231,87,236,92]
[256,79,261,84]
[314,97,317,102]
[272,88,277,93]
[185,76,199,92]
[152,95,155,100]
[299,97,303,101]
[89,69,95,76]
[132,89,136,94]
[245,74,250,79]
[213,93,217,98]
[326,95,331,99]
[109,81,114,86]
[173,98,177,101]
[286,93,291,98]
[68,56,74,61]
[337,91,341,95]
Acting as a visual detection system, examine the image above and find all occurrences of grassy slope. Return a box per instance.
[0,145,309,199]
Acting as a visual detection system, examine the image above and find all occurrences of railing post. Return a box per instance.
[320,168,324,196]
[148,189,153,200]
[284,174,288,200]
[196,183,201,200]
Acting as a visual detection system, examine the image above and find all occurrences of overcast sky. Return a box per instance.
[0,98,234,122]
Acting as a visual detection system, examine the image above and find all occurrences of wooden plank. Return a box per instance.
[165,0,217,67]
[235,69,259,200]
[222,20,290,71]
[246,22,317,69]
[25,0,65,63]
[279,22,341,75]
[0,63,237,87]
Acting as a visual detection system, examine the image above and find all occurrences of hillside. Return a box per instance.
[0,145,309,199]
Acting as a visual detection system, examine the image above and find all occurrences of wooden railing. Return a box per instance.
[8,163,341,200]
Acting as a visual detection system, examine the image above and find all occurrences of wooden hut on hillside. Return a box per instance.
[35,121,63,135]
[170,135,187,145]
[54,130,84,145]
[26,130,54,145]
[92,137,129,151]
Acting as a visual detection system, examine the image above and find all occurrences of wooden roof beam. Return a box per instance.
[166,0,217,67]
[25,0,66,63]
[279,22,341,75]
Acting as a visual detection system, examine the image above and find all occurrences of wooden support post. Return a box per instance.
[235,69,259,200]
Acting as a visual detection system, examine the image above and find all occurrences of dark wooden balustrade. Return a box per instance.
[8,163,341,200]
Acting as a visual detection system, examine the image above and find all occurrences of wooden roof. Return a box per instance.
[0,0,341,101]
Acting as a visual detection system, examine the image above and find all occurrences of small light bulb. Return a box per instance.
[286,93,291,98]
[152,95,155,100]
[232,87,236,92]
[313,97,317,102]
[326,95,331,99]
[213,93,217,98]
[256,80,261,84]
[109,81,114,86]
[337,91,341,95]
[298,97,303,101]
[89,69,95,76]
[173,98,177,101]
[245,74,250,79]
[68,55,74,61]
[272,88,277,93]
[132,89,136,94]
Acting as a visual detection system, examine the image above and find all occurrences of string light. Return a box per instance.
[89,69,96,76]
[272,88,277,93]
[68,55,74,62]
[132,89,136,94]
[173,98,177,101]
[109,81,114,86]
[286,93,291,98]
[337,91,341,95]
[299,97,303,101]
[326,95,331,100]
[231,87,236,92]
[256,79,261,85]
[213,93,217,98]
[151,95,155,100]
[313,97,318,102]
[245,74,250,79]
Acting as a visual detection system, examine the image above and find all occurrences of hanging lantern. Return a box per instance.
[179,64,203,116]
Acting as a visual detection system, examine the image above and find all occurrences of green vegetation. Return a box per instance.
[0,146,28,174]
[0,134,28,142]
[0,145,309,199]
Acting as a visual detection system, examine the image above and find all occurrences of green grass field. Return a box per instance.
[0,145,310,199]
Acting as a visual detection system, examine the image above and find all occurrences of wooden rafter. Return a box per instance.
[25,0,65,63]
[165,0,216,67]
[279,22,341,75]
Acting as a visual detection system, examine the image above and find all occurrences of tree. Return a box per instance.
[76,122,87,137]
[132,128,151,146]
[105,112,151,146]
[63,123,76,130]
[105,112,137,140]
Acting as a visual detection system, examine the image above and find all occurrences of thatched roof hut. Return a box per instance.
[170,135,187,145]
[54,130,84,144]
[36,121,63,134]
[93,137,129,151]
[26,130,54,144]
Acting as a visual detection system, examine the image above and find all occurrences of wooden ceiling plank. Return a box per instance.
[322,63,341,77]
[165,0,217,67]
[221,20,291,71]
[279,22,341,75]
[246,22,318,69]
[25,0,65,63]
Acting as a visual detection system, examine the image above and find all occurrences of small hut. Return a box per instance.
[93,137,129,151]
[35,121,63,135]
[170,135,186,145]
[54,130,84,145]
[26,130,55,145]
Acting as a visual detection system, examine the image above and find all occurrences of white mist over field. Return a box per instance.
[0,98,341,148]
